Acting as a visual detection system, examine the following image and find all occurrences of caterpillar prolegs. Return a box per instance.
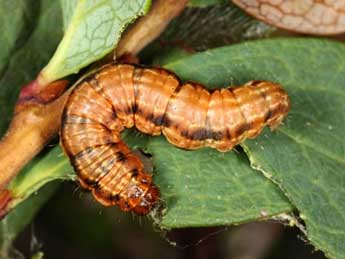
[60,63,290,215]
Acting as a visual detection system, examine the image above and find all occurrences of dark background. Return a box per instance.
[13,182,326,259]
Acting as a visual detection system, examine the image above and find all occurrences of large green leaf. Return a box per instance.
[0,0,39,76]
[8,146,74,210]
[164,38,345,259]
[0,0,63,135]
[148,137,291,228]
[0,183,59,258]
[41,0,151,83]
[1,146,72,257]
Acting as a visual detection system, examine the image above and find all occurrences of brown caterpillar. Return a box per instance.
[60,63,290,215]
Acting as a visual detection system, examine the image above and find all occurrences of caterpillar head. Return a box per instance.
[132,183,160,215]
[118,173,160,215]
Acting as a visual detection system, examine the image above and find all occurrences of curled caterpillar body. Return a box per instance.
[60,64,290,215]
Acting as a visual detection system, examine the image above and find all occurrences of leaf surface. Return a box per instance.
[147,137,291,228]
[0,183,59,258]
[0,0,39,76]
[164,38,345,258]
[41,0,151,82]
[0,1,63,134]
[8,146,74,210]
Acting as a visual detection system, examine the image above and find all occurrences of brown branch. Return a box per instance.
[0,83,70,190]
[0,0,188,192]
[116,0,189,57]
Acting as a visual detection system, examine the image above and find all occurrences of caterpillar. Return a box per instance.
[60,63,290,215]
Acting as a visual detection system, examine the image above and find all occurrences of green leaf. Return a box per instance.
[115,114,292,229]
[0,0,63,135]
[164,38,345,259]
[8,146,74,210]
[41,0,151,83]
[0,0,39,76]
[60,0,78,30]
[0,145,73,257]
[148,137,291,228]
[0,182,59,258]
